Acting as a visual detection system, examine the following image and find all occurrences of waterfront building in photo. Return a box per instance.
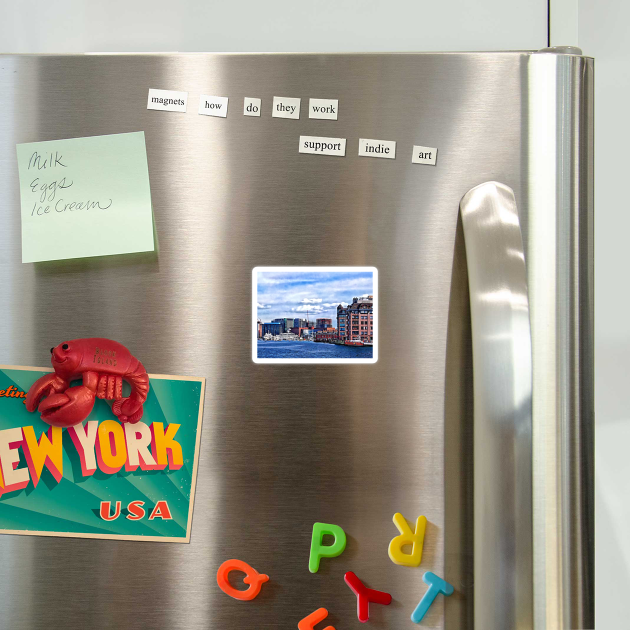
[337,306,347,338]
[262,322,282,336]
[272,317,294,333]
[315,318,332,329]
[337,295,373,343]
[314,329,338,342]
[290,326,313,338]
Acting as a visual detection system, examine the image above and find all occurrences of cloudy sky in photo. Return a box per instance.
[256,270,374,323]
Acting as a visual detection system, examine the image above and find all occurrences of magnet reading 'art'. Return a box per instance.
[309,522,347,573]
[216,559,269,601]
[388,512,427,567]
[25,338,149,427]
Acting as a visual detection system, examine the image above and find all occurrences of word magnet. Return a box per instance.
[308,98,338,120]
[216,559,269,601]
[198,95,228,118]
[299,136,346,157]
[147,88,187,112]
[309,522,346,573]
[272,96,300,119]
[411,572,454,624]
[358,138,396,159]
[388,512,427,566]
[411,145,438,165]
[244,97,261,117]
[344,571,392,622]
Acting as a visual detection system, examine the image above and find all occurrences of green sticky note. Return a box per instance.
[16,131,155,263]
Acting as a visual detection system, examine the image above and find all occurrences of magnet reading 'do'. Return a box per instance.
[26,338,149,427]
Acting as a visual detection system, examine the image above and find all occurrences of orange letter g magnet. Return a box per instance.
[217,559,269,601]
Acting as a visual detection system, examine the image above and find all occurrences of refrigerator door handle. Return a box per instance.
[460,181,533,629]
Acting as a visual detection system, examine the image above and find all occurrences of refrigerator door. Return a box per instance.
[0,52,593,629]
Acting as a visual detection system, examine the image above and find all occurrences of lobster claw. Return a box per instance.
[37,386,96,428]
[25,373,67,413]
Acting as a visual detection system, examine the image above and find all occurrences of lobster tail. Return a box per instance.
[112,358,150,424]
[126,358,150,403]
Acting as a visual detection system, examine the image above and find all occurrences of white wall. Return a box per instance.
[576,2,629,627]
[0,0,547,53]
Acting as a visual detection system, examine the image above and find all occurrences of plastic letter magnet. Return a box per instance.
[344,571,392,622]
[388,512,427,567]
[309,522,347,573]
[216,559,269,601]
[298,607,335,630]
[410,571,454,623]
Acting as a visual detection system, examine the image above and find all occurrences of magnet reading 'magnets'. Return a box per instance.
[26,338,149,428]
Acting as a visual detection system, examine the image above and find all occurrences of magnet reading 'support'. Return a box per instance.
[25,338,149,428]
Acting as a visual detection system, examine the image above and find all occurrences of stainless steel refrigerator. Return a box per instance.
[0,50,593,629]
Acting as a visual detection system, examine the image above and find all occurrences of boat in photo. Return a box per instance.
[344,338,364,347]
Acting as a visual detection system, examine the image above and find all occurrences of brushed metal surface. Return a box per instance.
[460,182,533,630]
[0,52,593,629]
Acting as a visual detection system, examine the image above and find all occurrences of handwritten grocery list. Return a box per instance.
[16,132,154,263]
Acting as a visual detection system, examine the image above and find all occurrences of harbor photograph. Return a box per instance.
[252,267,378,363]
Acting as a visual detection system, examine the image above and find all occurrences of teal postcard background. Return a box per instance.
[0,367,204,542]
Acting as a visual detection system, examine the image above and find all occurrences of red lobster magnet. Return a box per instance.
[26,338,149,428]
